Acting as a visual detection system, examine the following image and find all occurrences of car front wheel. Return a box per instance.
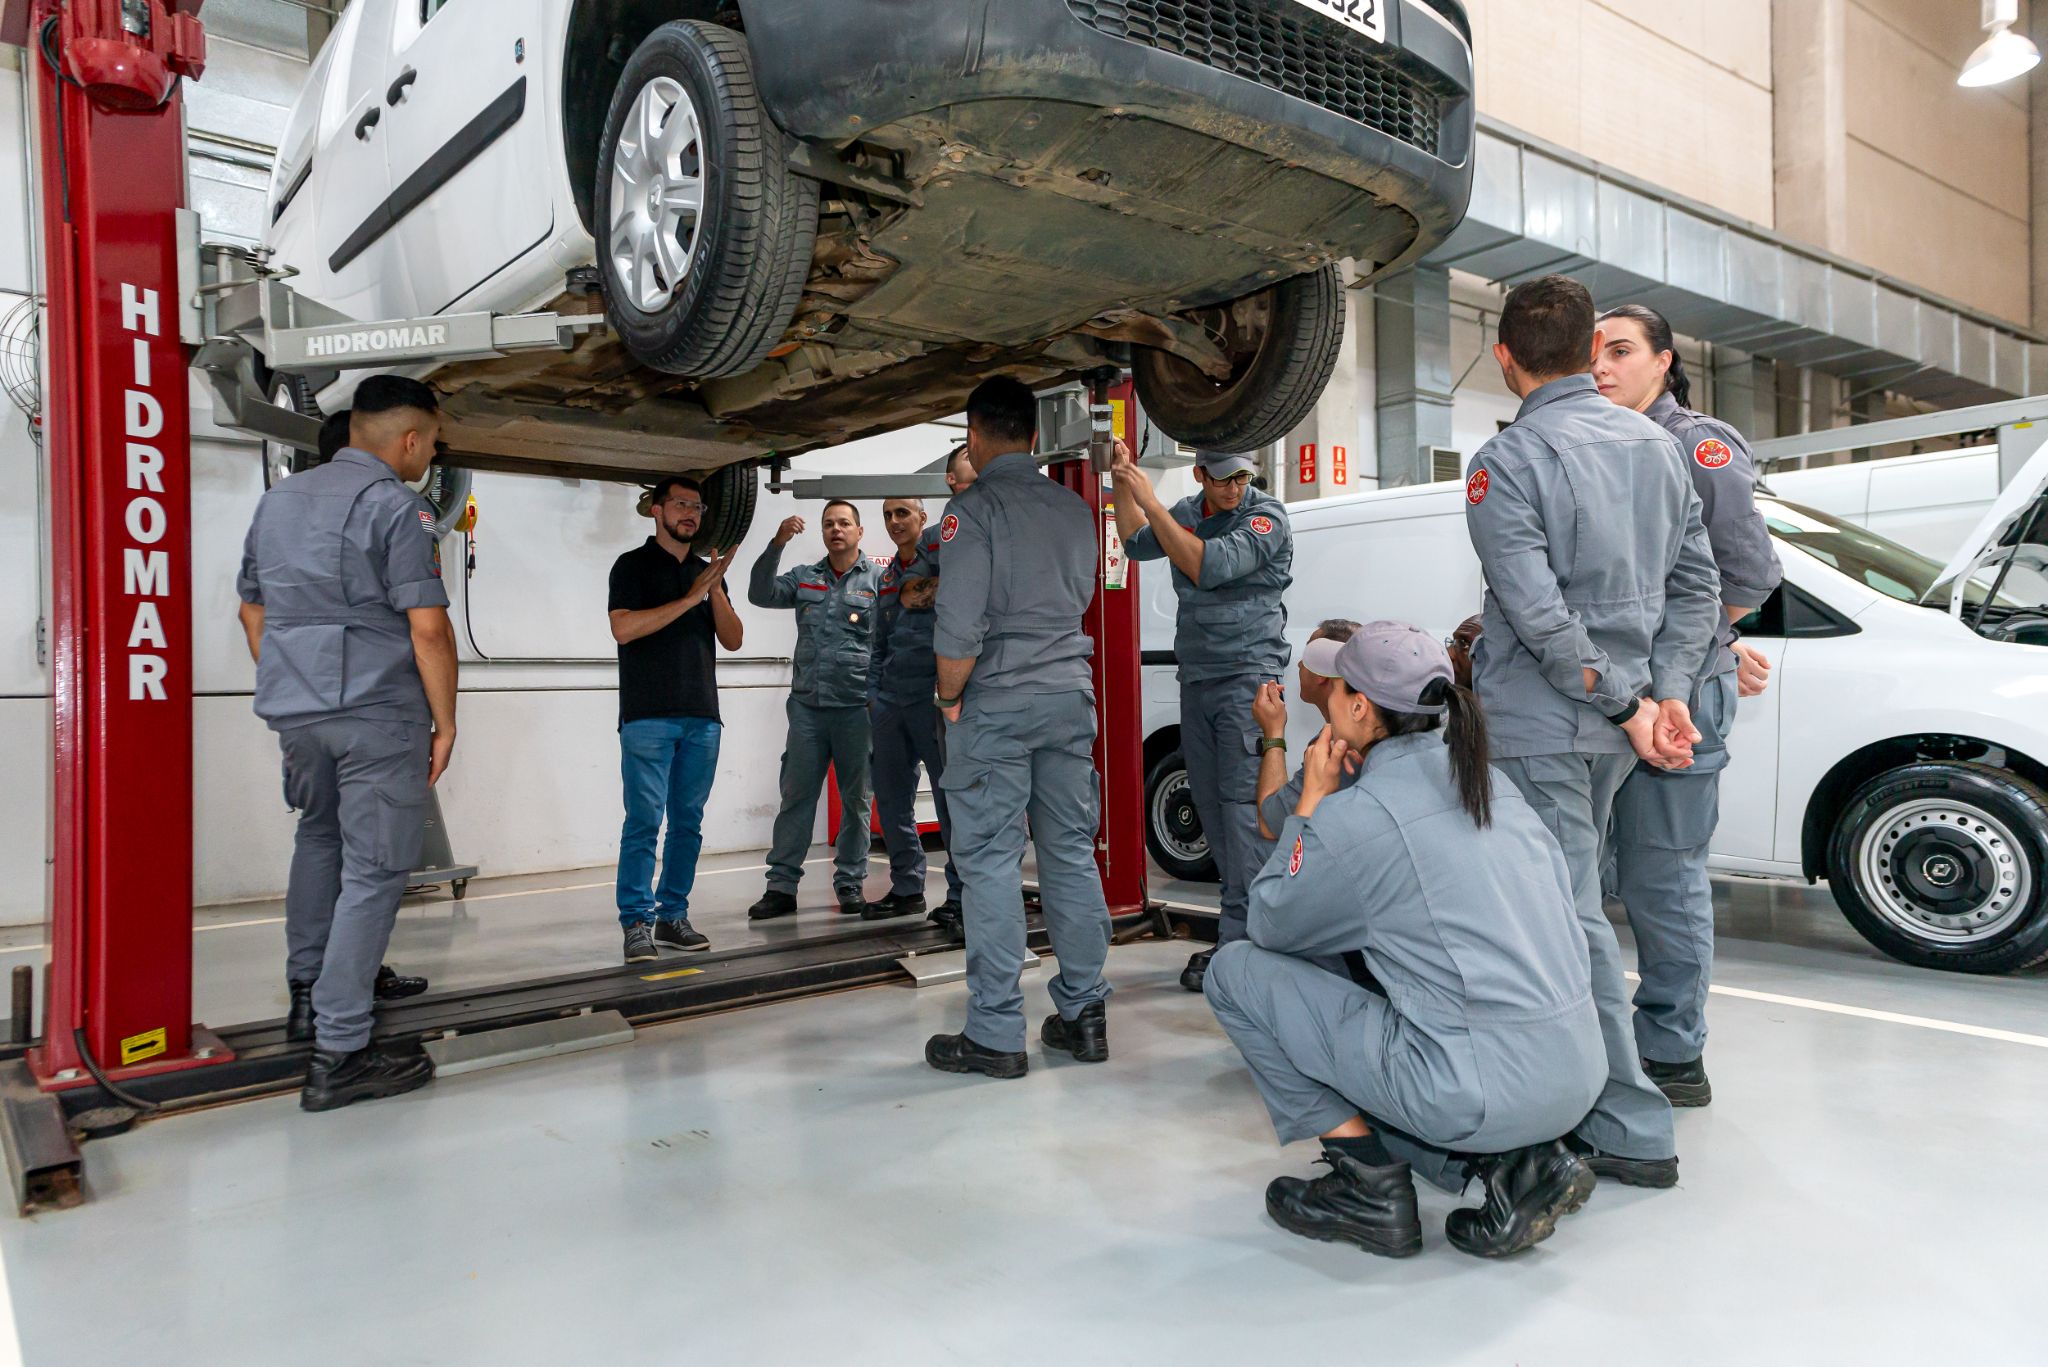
[1132,265,1345,452]
[1145,748,1218,883]
[595,21,817,378]
[1825,761,2048,974]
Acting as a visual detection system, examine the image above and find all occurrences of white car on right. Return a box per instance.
[1139,450,2048,974]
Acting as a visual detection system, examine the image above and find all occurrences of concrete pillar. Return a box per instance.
[1374,264,1455,489]
[1281,262,1373,504]
[1709,347,1778,441]
[1773,0,1850,254]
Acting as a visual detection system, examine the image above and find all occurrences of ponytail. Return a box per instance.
[1597,303,1690,409]
[1378,679,1494,829]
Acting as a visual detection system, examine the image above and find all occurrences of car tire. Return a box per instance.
[1132,265,1345,452]
[1145,748,1219,883]
[595,20,817,379]
[1824,761,2048,974]
[261,372,323,489]
[693,461,758,552]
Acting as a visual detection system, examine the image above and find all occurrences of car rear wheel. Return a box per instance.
[1132,265,1345,452]
[1825,761,2048,974]
[693,461,758,552]
[595,21,818,378]
[1146,747,1218,883]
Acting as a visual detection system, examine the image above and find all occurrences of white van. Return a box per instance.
[1139,457,2048,975]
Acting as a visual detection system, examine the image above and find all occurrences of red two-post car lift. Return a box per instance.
[0,0,1162,1215]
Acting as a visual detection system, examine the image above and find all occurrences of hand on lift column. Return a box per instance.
[774,516,805,545]
[1252,680,1289,739]
[1733,640,1772,698]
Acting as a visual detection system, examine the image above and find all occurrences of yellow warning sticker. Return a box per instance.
[120,1027,168,1066]
[637,968,705,982]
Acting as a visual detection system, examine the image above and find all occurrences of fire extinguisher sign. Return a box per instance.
[1332,446,1348,485]
[1298,443,1317,483]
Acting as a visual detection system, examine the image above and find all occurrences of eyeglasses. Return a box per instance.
[664,500,707,514]
[1205,471,1254,487]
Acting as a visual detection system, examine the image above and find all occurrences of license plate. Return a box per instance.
[1287,0,1387,44]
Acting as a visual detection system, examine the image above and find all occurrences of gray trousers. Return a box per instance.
[1182,675,1266,945]
[940,689,1112,1053]
[1494,752,1676,1161]
[1613,671,1737,1064]
[766,697,872,896]
[280,717,430,1053]
[1205,942,1470,1191]
[871,698,960,900]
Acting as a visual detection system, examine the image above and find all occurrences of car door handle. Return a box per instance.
[355,107,381,140]
[387,67,418,105]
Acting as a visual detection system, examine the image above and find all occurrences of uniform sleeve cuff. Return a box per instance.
[930,627,981,660]
[389,582,451,611]
[1721,584,1775,610]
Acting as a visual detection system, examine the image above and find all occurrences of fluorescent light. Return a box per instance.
[1958,24,2040,87]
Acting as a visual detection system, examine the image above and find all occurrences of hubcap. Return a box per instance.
[1150,767,1209,866]
[1856,798,2033,945]
[608,76,706,313]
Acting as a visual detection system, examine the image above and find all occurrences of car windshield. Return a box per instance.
[1758,498,2030,610]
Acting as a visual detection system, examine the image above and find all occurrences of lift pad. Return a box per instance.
[423,1010,635,1080]
[896,948,1039,988]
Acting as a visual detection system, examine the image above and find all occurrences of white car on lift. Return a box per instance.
[1139,455,2048,975]
[259,0,1479,545]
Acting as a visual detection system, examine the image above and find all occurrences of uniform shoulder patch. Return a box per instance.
[1287,835,1304,877]
[1248,515,1274,535]
[939,513,960,542]
[1465,468,1490,505]
[1693,438,1735,470]
[417,508,435,533]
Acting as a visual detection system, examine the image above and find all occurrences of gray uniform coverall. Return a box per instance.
[1613,394,1783,1063]
[1126,487,1291,944]
[1205,733,1606,1192]
[749,543,885,897]
[870,528,960,900]
[236,447,445,1054]
[933,453,1112,1052]
[1463,373,1721,1161]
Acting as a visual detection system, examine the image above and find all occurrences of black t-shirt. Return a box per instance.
[608,538,723,726]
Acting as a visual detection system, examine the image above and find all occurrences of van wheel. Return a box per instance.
[1133,265,1344,452]
[1825,761,2048,974]
[1146,748,1218,883]
[261,372,322,488]
[595,21,818,378]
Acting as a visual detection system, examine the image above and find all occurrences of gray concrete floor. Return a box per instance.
[1,858,2045,1365]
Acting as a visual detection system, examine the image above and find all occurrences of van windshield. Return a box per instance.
[1758,498,2026,610]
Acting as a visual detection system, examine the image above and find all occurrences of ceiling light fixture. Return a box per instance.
[1959,0,2040,87]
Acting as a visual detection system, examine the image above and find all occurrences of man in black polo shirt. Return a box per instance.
[607,476,744,964]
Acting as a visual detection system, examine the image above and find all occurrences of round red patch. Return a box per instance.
[1287,835,1303,877]
[939,514,960,543]
[1465,468,1490,505]
[1694,439,1734,471]
[1249,515,1274,536]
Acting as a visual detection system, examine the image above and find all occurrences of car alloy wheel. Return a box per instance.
[1853,798,2032,946]
[607,75,707,313]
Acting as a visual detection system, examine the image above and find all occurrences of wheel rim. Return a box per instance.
[1149,767,1208,866]
[1855,798,2034,946]
[608,75,706,313]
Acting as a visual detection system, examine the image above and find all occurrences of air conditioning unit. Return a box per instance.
[1429,446,1463,482]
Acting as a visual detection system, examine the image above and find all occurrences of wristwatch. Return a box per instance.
[1259,736,1287,754]
[1604,698,1641,727]
[934,690,962,709]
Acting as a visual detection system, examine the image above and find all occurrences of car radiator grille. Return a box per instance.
[1067,0,1446,158]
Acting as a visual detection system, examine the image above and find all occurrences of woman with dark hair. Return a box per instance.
[1204,622,1606,1262]
[1592,303,1784,1108]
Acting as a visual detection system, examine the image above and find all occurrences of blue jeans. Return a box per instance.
[617,716,722,926]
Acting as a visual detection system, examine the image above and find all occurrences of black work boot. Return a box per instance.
[300,1046,434,1113]
[1642,1055,1712,1107]
[1180,950,1213,994]
[654,918,710,952]
[285,981,315,1043]
[836,888,867,916]
[747,890,798,921]
[1564,1134,1679,1189]
[924,1031,1028,1080]
[1264,1148,1423,1258]
[1039,1001,1108,1063]
[1445,1140,1596,1259]
[373,964,429,1001]
[929,897,964,935]
[862,891,927,921]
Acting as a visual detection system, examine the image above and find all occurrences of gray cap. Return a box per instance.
[1299,637,1345,679]
[1195,450,1258,478]
[1333,620,1455,716]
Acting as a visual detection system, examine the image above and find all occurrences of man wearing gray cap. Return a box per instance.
[1113,448,1292,995]
[1205,623,1605,1260]
[1463,275,1721,1190]
[1252,622,1360,844]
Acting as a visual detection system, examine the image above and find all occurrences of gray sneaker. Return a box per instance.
[654,918,710,952]
[623,923,658,964]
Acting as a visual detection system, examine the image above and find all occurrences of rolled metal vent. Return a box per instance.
[1067,0,1446,158]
